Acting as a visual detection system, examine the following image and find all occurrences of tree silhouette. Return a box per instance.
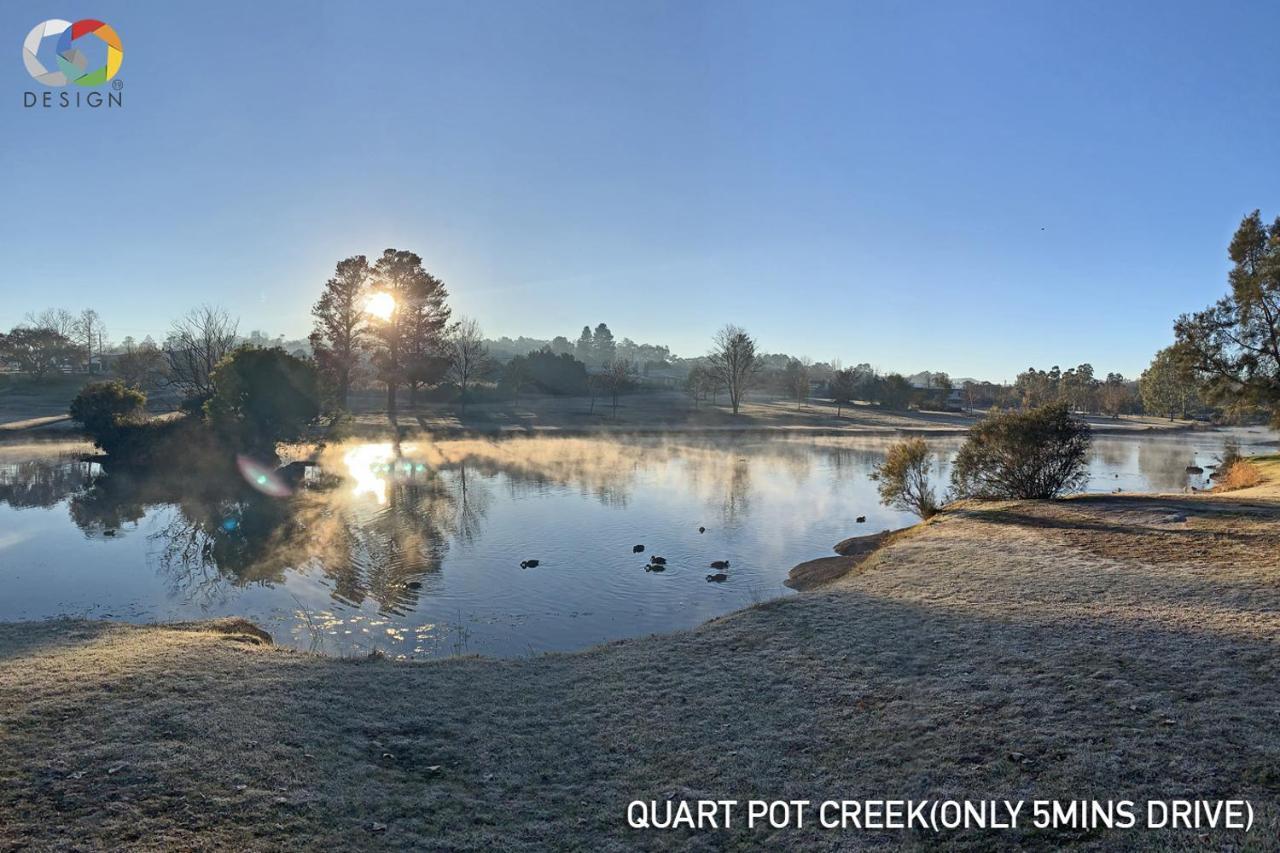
[369,249,451,413]
[310,255,370,410]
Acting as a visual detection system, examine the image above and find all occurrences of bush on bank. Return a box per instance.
[205,347,321,455]
[950,403,1092,500]
[871,437,939,518]
[69,381,147,453]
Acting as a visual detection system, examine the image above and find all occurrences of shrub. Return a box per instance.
[950,403,1092,499]
[1213,460,1263,492]
[69,381,146,451]
[871,437,939,518]
[205,347,321,454]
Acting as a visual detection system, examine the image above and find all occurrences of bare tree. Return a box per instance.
[25,308,76,339]
[598,357,635,418]
[165,306,239,401]
[707,324,759,415]
[74,309,107,372]
[446,317,489,414]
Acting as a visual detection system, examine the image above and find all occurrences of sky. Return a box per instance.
[2,0,1277,382]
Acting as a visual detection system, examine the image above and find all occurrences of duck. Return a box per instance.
[698,527,706,534]
[706,573,728,583]
[520,559,540,569]
[103,529,117,537]
[645,563,666,573]
[649,556,667,565]
[1185,465,1204,474]
[632,545,645,554]
[405,580,423,590]
[855,516,866,523]
[709,560,730,570]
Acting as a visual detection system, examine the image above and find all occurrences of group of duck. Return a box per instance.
[633,538,732,582]
[518,527,733,582]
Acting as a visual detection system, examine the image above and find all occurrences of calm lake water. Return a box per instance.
[0,427,1274,658]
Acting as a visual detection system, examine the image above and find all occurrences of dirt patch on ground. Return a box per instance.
[3,488,1280,849]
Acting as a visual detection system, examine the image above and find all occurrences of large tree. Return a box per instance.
[1175,210,1280,425]
[574,326,594,364]
[707,324,759,415]
[1,326,81,378]
[369,249,451,413]
[592,323,616,365]
[309,255,370,410]
[1140,346,1200,420]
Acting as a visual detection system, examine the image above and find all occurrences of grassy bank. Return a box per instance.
[3,462,1279,849]
[0,378,1199,440]
[339,391,1193,440]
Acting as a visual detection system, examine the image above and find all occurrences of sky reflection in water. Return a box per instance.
[0,428,1275,658]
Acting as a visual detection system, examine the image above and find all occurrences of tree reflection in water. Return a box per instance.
[0,456,98,511]
[6,432,1269,638]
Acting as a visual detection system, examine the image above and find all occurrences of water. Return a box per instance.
[0,427,1274,658]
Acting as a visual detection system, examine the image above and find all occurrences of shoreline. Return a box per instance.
[3,458,1277,849]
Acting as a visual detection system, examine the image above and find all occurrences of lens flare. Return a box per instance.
[236,455,293,498]
[365,291,395,321]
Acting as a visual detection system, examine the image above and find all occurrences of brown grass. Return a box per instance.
[1213,460,1265,492]
[3,483,1280,849]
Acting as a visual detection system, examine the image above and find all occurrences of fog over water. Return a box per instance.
[0,428,1274,658]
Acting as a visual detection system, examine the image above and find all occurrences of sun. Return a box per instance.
[365,291,395,321]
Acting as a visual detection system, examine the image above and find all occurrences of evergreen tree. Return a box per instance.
[1175,210,1280,425]
[592,323,615,365]
[575,326,593,364]
[369,249,451,413]
[309,255,370,409]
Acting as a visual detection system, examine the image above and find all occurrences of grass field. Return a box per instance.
[3,460,1277,849]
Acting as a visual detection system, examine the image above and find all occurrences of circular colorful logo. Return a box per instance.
[22,19,123,87]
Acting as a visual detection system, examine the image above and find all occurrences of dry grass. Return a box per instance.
[3,485,1280,849]
[1214,460,1266,492]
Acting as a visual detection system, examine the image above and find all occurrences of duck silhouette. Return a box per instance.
[709,560,730,570]
[706,573,728,583]
[649,556,667,565]
[698,527,706,534]
[645,563,667,573]
[632,545,645,554]
[856,516,866,523]
[520,559,540,569]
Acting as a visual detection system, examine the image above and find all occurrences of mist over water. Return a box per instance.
[0,428,1274,658]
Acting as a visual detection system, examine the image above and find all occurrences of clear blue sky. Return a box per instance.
[3,0,1277,381]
